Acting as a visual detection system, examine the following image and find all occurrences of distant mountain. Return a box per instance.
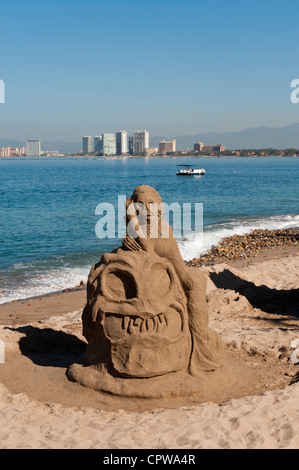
[2,123,299,154]
[150,123,299,150]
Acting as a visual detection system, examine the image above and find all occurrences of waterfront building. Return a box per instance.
[0,147,10,156]
[94,135,103,154]
[41,150,64,156]
[193,142,204,152]
[102,133,116,156]
[82,136,92,154]
[202,144,226,153]
[145,147,158,156]
[116,130,128,155]
[0,147,23,156]
[128,136,134,155]
[26,140,41,156]
[133,130,149,155]
[158,139,176,154]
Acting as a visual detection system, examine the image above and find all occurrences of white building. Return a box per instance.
[133,130,149,155]
[116,130,128,155]
[102,133,116,156]
[26,140,41,156]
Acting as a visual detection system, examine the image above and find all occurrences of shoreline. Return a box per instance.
[0,228,297,326]
[1,154,299,159]
[0,229,298,448]
[187,228,298,267]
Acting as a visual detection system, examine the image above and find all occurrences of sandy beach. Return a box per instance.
[0,241,298,449]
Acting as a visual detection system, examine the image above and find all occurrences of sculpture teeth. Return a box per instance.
[123,316,130,330]
[124,314,166,334]
[128,318,136,334]
[133,317,142,328]
[158,313,165,332]
[153,316,159,332]
[140,318,147,333]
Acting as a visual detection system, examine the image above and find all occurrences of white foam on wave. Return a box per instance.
[1,213,298,303]
[178,213,299,261]
[0,266,90,305]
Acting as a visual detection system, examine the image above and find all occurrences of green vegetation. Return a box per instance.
[232,148,299,156]
[158,148,299,157]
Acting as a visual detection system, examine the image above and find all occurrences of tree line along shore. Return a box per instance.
[78,148,299,157]
[151,148,299,157]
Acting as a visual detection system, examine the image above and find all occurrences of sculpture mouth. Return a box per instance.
[123,313,168,334]
[103,308,183,342]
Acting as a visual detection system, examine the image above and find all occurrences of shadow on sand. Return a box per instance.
[290,372,299,384]
[6,325,86,368]
[209,269,299,318]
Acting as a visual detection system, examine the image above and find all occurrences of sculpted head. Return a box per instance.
[82,250,191,378]
[125,185,164,236]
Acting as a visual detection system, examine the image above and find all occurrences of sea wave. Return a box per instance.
[1,213,298,303]
[0,266,90,305]
[177,213,299,261]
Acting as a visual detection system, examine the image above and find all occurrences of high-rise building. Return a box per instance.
[193,142,204,152]
[116,130,128,155]
[158,139,176,154]
[26,140,41,156]
[94,136,103,154]
[102,133,116,156]
[133,131,149,155]
[128,136,134,155]
[82,136,92,154]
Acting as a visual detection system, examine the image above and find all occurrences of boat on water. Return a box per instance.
[176,164,205,176]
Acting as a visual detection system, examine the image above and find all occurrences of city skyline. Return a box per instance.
[5,119,299,153]
[1,0,299,142]
[82,130,150,155]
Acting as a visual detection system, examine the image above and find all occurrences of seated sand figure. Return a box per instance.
[68,185,224,398]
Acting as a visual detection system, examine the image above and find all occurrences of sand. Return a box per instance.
[0,246,298,449]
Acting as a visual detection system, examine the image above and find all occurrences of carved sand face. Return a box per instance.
[94,251,192,378]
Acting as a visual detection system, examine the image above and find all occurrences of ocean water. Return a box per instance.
[0,156,298,303]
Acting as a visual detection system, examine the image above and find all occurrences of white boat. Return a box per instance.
[176,164,205,176]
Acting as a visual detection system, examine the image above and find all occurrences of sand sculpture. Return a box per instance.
[68,185,224,397]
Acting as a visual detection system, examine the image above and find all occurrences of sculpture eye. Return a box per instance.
[104,270,137,300]
[151,267,172,296]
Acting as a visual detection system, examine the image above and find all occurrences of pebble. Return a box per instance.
[186,228,299,267]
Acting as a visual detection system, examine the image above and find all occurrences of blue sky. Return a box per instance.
[1,0,299,141]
